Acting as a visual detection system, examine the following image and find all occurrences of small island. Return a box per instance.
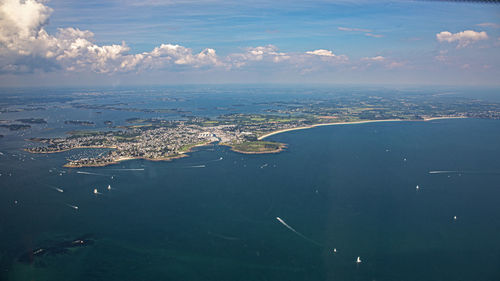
[0,124,31,131]
[16,118,47,124]
[64,120,95,126]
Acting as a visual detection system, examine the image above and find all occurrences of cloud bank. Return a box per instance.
[0,0,221,73]
[436,30,488,48]
[0,0,352,75]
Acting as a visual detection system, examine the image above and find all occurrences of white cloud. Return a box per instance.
[119,44,222,72]
[362,56,385,62]
[306,49,335,57]
[228,45,290,67]
[436,30,488,48]
[305,49,348,63]
[227,47,348,71]
[0,0,351,75]
[0,0,222,73]
[360,56,404,69]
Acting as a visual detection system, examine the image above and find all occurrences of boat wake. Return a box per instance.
[107,168,145,171]
[52,186,64,193]
[76,171,107,176]
[46,184,64,193]
[66,204,79,210]
[183,157,223,167]
[207,231,241,241]
[429,170,500,175]
[276,217,323,247]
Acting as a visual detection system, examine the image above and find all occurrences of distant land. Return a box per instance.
[23,91,500,168]
[16,118,47,124]
[64,120,95,126]
[0,124,31,131]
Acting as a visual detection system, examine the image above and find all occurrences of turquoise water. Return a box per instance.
[1,118,500,280]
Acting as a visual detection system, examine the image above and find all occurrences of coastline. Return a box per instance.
[62,141,213,168]
[24,145,118,154]
[257,116,466,140]
[63,153,189,168]
[223,143,287,155]
[28,117,465,168]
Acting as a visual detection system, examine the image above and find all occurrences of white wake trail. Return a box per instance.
[276,217,323,246]
[429,170,500,175]
[46,184,64,193]
[52,187,64,193]
[66,204,79,210]
[76,171,107,176]
[107,168,145,171]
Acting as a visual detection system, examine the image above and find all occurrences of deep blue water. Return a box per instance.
[1,118,500,280]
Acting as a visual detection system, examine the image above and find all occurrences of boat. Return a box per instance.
[107,185,111,190]
[356,256,362,263]
[416,185,420,190]
[93,188,98,194]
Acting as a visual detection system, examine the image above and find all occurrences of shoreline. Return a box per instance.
[24,145,118,154]
[63,153,189,168]
[62,141,213,168]
[27,117,465,167]
[222,143,287,155]
[257,116,466,140]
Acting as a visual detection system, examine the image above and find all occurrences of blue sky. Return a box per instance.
[0,0,499,86]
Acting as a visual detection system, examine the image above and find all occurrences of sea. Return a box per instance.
[0,86,500,281]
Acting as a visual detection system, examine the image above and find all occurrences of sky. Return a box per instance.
[0,0,499,87]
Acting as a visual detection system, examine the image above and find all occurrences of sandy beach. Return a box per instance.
[258,116,466,140]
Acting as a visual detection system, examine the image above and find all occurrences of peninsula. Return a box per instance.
[24,92,500,168]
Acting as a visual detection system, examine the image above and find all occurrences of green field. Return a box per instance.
[231,141,284,153]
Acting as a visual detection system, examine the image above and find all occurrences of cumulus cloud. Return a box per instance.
[306,49,335,57]
[305,49,349,63]
[0,0,222,73]
[436,30,488,48]
[360,55,404,69]
[228,45,290,67]
[0,0,351,75]
[362,56,385,62]
[226,46,348,72]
